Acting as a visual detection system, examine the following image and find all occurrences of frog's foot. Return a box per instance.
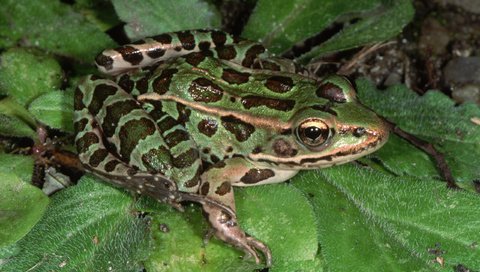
[203,203,272,267]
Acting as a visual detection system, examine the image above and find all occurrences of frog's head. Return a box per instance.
[249,75,389,169]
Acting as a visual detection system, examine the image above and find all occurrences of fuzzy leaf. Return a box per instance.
[0,172,48,248]
[112,0,221,41]
[0,176,150,271]
[356,79,480,183]
[28,89,75,133]
[0,49,62,107]
[0,0,115,61]
[294,165,480,271]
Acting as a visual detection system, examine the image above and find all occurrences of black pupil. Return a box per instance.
[305,126,322,140]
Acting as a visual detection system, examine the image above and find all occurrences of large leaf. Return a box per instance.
[141,182,318,271]
[242,0,412,57]
[0,154,34,184]
[0,172,48,248]
[0,176,149,271]
[0,49,62,107]
[356,79,480,183]
[0,0,115,61]
[301,0,414,61]
[294,165,480,271]
[28,89,75,133]
[112,0,221,41]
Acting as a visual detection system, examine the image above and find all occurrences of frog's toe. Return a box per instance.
[204,204,271,267]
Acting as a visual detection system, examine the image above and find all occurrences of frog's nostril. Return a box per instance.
[353,127,366,137]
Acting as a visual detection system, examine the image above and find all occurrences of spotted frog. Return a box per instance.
[74,29,389,266]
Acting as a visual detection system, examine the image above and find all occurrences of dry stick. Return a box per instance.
[384,119,459,189]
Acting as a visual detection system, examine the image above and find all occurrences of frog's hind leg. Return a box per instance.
[73,75,200,206]
[95,30,242,75]
[199,157,297,266]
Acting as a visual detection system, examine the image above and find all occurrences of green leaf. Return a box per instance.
[370,134,438,179]
[0,114,36,139]
[0,153,34,184]
[0,175,149,271]
[0,0,115,60]
[0,49,63,107]
[356,79,480,183]
[243,0,377,54]
[112,0,221,41]
[294,165,480,271]
[143,183,318,271]
[0,172,48,248]
[28,89,75,133]
[74,0,120,32]
[301,0,414,61]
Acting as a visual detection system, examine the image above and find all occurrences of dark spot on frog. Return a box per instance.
[153,68,178,95]
[76,132,99,154]
[272,139,298,157]
[316,82,347,103]
[216,45,237,60]
[74,118,88,133]
[103,100,140,138]
[215,181,232,196]
[172,148,199,168]
[157,116,178,133]
[74,87,85,111]
[230,97,236,103]
[184,166,202,188]
[221,115,255,142]
[353,127,366,137]
[146,47,165,59]
[88,84,118,115]
[104,160,121,172]
[185,52,206,66]
[210,154,220,163]
[115,46,144,65]
[152,33,173,44]
[226,146,233,153]
[200,182,210,195]
[221,68,250,84]
[240,168,275,184]
[119,117,157,161]
[142,146,170,173]
[95,53,114,71]
[177,30,196,50]
[241,95,295,111]
[264,76,294,93]
[198,41,211,51]
[135,76,150,94]
[242,44,265,67]
[198,119,218,137]
[188,78,224,103]
[118,74,134,93]
[211,30,227,47]
[202,147,211,154]
[89,148,109,167]
[281,128,292,135]
[164,129,190,148]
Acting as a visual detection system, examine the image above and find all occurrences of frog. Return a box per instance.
[73,29,389,266]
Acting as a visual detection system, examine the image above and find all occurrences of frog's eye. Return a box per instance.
[296,119,330,147]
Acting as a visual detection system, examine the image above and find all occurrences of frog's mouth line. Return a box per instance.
[249,127,389,169]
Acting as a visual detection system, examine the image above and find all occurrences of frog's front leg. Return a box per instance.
[200,157,297,266]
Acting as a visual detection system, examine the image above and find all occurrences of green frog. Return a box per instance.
[74,29,389,266]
